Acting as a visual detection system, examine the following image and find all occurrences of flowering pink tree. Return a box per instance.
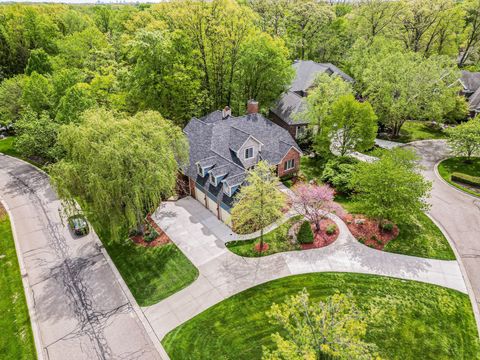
[291,184,343,231]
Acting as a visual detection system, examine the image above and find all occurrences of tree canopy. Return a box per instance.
[50,108,188,239]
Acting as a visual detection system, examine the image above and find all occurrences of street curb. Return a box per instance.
[434,159,480,200]
[90,228,171,359]
[0,198,46,360]
[426,213,480,338]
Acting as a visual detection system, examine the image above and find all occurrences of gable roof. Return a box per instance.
[469,87,480,112]
[460,71,480,94]
[184,112,301,204]
[271,60,353,126]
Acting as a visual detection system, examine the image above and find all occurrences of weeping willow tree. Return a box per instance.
[50,108,189,240]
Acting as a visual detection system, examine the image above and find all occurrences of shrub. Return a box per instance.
[321,156,359,193]
[297,221,314,244]
[326,224,336,235]
[381,222,394,232]
[451,172,480,187]
[144,225,159,242]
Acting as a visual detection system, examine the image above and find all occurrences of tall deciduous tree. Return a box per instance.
[25,48,52,75]
[0,75,25,126]
[351,39,462,136]
[321,94,377,156]
[459,0,480,67]
[231,161,286,252]
[50,109,189,239]
[351,148,432,226]
[263,289,377,360]
[446,118,480,160]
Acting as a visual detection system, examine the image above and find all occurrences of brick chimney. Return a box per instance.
[247,99,259,114]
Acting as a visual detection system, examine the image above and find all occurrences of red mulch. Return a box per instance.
[254,243,270,253]
[130,214,171,247]
[301,219,339,250]
[342,214,399,250]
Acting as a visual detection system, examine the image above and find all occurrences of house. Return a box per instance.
[269,60,354,139]
[459,70,480,117]
[183,101,302,225]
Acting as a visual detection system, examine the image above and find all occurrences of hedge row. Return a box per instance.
[451,172,480,187]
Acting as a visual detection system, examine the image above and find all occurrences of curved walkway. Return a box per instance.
[0,154,163,360]
[405,140,480,332]
[145,197,466,340]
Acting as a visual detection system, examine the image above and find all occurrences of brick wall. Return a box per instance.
[277,148,301,178]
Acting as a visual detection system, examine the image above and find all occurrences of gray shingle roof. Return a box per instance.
[290,60,353,92]
[184,112,301,204]
[460,71,480,94]
[469,87,480,112]
[270,60,353,126]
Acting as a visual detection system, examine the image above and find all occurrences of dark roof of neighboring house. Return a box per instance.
[184,111,301,204]
[460,70,480,94]
[270,60,353,126]
[290,60,354,92]
[469,88,480,112]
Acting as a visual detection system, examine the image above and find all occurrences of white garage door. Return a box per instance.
[219,207,232,227]
[206,196,218,216]
[195,185,206,206]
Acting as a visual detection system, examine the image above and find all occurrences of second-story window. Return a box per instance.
[284,159,295,170]
[245,147,254,159]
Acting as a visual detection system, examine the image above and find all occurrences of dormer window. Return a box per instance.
[245,147,254,159]
[223,183,231,196]
[210,172,217,186]
[197,163,204,177]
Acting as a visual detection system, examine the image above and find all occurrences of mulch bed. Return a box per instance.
[254,243,270,253]
[342,214,399,250]
[130,214,171,248]
[301,219,339,250]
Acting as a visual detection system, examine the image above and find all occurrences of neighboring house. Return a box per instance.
[183,101,302,225]
[459,70,480,117]
[270,60,354,139]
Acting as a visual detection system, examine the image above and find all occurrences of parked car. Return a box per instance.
[68,215,89,236]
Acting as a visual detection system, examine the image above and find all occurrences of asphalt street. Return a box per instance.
[0,154,161,360]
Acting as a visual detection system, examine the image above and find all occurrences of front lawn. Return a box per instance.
[100,229,198,306]
[438,157,480,197]
[162,273,479,360]
[335,196,455,260]
[0,207,36,359]
[395,120,447,143]
[226,216,302,257]
[0,137,44,169]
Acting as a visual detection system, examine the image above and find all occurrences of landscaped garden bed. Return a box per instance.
[336,196,455,260]
[226,215,339,257]
[129,214,170,247]
[438,157,480,197]
[343,214,399,250]
[162,273,480,360]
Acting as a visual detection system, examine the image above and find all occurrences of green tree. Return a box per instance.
[0,75,25,126]
[351,148,432,226]
[55,83,95,124]
[232,32,293,114]
[231,161,286,252]
[351,39,461,136]
[14,108,59,163]
[446,118,480,160]
[320,94,377,156]
[352,0,403,40]
[458,0,480,67]
[50,109,189,239]
[25,48,52,75]
[21,71,53,115]
[263,289,377,360]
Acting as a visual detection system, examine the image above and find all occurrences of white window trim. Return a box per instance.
[223,183,231,197]
[244,147,254,159]
[210,172,217,186]
[197,163,204,177]
[284,159,295,171]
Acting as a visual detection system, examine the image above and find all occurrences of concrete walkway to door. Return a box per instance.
[143,197,466,340]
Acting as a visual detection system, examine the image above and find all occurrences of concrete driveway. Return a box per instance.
[406,140,480,328]
[0,155,162,360]
[145,196,466,340]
